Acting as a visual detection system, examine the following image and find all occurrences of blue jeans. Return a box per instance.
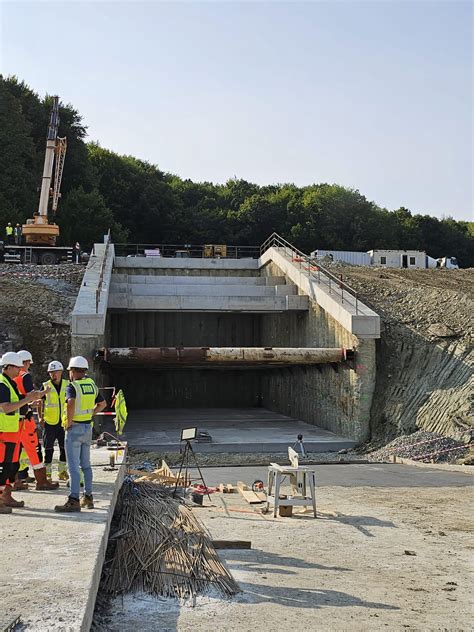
[65,423,93,500]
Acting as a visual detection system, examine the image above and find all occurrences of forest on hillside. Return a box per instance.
[1,75,473,266]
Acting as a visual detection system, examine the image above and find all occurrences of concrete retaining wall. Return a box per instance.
[110,368,262,408]
[110,312,262,347]
[260,261,376,442]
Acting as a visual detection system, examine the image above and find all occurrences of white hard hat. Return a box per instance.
[1,351,24,368]
[17,350,33,364]
[67,356,89,370]
[48,360,64,372]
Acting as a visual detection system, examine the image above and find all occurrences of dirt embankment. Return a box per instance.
[0,264,84,384]
[332,265,474,443]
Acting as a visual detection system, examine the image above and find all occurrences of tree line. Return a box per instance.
[1,75,473,266]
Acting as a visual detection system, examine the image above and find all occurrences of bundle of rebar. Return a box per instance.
[101,479,239,600]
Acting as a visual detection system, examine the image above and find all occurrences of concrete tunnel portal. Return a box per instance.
[71,238,380,452]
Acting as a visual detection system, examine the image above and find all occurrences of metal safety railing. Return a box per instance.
[260,233,360,314]
[95,230,111,313]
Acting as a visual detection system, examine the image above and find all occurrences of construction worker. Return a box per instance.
[38,361,68,481]
[5,222,14,245]
[15,350,58,490]
[14,223,22,246]
[55,356,106,512]
[0,352,47,513]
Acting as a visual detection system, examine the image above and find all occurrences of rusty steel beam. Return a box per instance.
[100,347,350,367]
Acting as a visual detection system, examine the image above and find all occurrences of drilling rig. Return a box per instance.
[22,96,66,247]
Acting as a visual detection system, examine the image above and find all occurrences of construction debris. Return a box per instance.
[101,479,239,600]
[128,460,187,485]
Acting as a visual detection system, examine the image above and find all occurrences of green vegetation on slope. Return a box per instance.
[1,75,473,266]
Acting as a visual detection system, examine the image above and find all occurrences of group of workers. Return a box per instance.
[5,223,22,246]
[0,351,106,514]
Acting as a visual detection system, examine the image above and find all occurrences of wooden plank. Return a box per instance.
[212,540,251,550]
[241,489,264,504]
[237,481,249,491]
[226,484,235,493]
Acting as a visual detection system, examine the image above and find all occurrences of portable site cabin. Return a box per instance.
[310,250,371,266]
[368,250,426,269]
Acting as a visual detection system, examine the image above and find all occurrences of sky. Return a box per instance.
[1,0,472,221]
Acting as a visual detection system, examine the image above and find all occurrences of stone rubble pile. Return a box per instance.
[367,430,471,463]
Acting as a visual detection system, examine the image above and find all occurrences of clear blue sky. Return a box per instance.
[1,1,472,221]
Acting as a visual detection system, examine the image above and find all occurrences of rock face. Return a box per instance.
[323,264,474,442]
[0,264,84,385]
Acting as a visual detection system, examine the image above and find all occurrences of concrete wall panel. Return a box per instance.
[110,312,262,347]
[110,368,261,408]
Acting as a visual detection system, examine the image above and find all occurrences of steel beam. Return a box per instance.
[99,347,351,368]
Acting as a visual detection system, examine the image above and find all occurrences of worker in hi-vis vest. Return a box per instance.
[14,350,58,491]
[38,360,68,481]
[5,222,14,245]
[55,356,106,513]
[0,352,48,513]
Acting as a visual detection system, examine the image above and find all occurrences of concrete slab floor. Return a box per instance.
[96,464,473,632]
[123,408,356,453]
[1,446,125,632]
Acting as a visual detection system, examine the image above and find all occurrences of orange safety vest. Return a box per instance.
[14,369,28,395]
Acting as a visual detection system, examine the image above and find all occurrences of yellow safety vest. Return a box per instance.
[0,374,20,433]
[64,378,98,425]
[42,379,68,425]
[5,226,13,236]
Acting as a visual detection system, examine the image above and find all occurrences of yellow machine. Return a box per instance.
[22,96,67,246]
[203,244,227,258]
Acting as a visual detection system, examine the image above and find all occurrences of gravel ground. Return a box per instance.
[366,430,471,463]
[127,448,366,469]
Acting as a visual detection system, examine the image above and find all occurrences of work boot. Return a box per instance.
[1,485,25,508]
[54,496,80,512]
[58,462,68,481]
[80,494,94,509]
[34,466,60,490]
[0,495,13,514]
[12,478,29,491]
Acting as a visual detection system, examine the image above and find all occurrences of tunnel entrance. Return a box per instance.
[101,311,358,452]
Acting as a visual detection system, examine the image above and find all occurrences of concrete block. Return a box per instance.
[2,447,125,632]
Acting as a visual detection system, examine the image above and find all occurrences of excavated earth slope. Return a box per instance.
[328,264,473,443]
[0,264,84,384]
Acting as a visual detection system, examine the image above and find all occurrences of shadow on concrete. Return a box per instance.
[316,510,397,537]
[235,580,400,611]
[225,549,398,612]
[224,549,352,574]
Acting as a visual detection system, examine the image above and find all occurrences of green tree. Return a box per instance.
[57,186,128,248]
[0,79,37,227]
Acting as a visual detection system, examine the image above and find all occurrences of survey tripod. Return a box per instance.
[173,439,212,502]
